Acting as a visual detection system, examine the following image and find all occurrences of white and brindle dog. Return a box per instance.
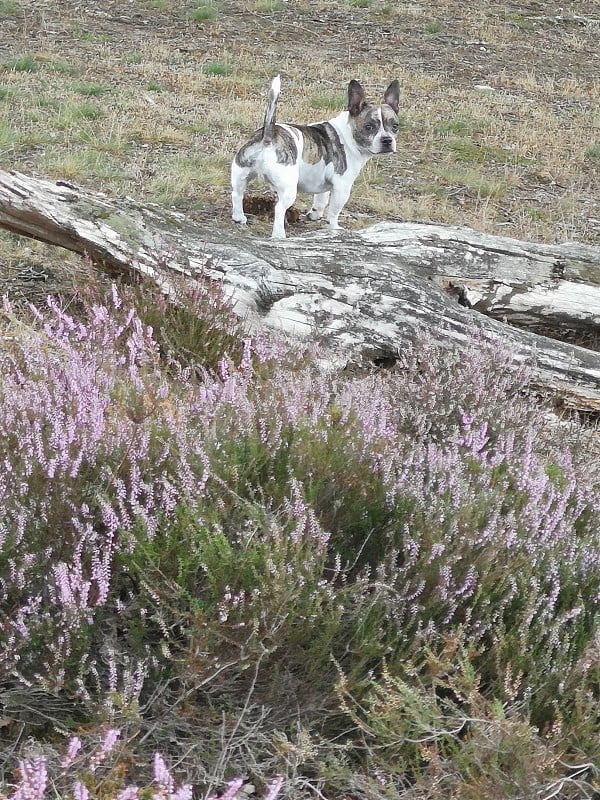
[231,75,400,239]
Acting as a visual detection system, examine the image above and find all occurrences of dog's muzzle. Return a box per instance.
[375,136,396,154]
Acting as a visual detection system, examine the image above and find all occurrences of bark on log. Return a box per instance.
[2,169,600,412]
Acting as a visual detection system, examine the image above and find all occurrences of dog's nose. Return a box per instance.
[381,135,393,147]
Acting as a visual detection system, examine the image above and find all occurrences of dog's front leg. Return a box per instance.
[326,182,353,230]
[307,192,330,221]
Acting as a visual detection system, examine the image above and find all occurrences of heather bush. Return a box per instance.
[114,274,246,376]
[1,283,599,799]
[7,730,283,800]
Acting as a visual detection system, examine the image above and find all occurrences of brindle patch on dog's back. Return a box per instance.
[292,122,347,174]
[272,126,299,164]
[234,135,261,168]
[235,126,298,168]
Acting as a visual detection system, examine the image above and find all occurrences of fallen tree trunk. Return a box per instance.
[1,169,600,412]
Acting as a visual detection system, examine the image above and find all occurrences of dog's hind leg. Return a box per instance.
[231,162,250,225]
[272,185,297,239]
[269,165,299,239]
[307,191,330,221]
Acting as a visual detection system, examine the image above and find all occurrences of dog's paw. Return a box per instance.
[232,214,248,226]
[306,208,323,221]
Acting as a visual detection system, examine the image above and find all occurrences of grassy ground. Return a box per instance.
[0,0,599,285]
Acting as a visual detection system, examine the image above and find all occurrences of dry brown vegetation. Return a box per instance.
[0,0,599,287]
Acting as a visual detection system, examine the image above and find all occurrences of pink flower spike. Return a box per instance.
[73,781,90,800]
[89,728,121,773]
[221,777,244,800]
[11,757,48,800]
[116,788,139,800]
[171,786,193,800]
[152,752,174,794]
[62,736,82,768]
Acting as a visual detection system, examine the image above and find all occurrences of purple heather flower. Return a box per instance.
[11,757,48,800]
[89,728,120,773]
[61,736,82,768]
[73,782,89,800]
[116,788,139,800]
[153,752,174,794]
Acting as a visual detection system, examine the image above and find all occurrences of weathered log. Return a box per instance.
[1,169,600,412]
[361,224,600,330]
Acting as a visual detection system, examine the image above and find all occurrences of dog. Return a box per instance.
[231,75,400,239]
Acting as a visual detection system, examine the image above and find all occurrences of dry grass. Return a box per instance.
[0,0,599,275]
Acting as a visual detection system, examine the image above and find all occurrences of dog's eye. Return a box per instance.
[391,122,399,132]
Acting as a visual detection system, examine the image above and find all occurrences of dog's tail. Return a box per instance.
[262,74,281,145]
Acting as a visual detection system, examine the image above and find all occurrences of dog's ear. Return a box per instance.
[347,80,368,117]
[383,80,400,114]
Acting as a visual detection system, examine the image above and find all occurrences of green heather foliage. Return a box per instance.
[1,280,600,799]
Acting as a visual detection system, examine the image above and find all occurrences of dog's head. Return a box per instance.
[346,79,400,155]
